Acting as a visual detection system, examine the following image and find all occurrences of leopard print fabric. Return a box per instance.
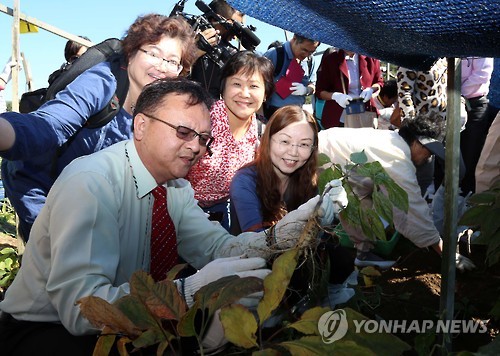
[397,57,447,122]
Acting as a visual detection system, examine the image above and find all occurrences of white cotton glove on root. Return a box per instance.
[290,82,308,96]
[0,57,17,84]
[181,256,270,307]
[272,195,320,248]
[331,92,353,108]
[359,87,374,102]
[272,181,348,248]
[456,253,476,272]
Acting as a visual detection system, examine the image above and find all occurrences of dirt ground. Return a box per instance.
[348,238,499,354]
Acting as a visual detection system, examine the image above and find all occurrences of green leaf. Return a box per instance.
[459,205,490,227]
[114,295,159,330]
[129,270,156,304]
[477,337,500,355]
[287,306,331,335]
[489,298,500,319]
[372,189,393,225]
[337,308,411,355]
[280,335,334,355]
[383,179,409,213]
[220,304,258,349]
[3,257,12,270]
[252,349,281,355]
[485,229,500,267]
[145,279,187,321]
[213,276,264,312]
[318,168,337,195]
[477,208,500,238]
[177,302,198,337]
[257,249,299,325]
[93,328,116,356]
[194,275,239,309]
[350,150,368,164]
[467,191,496,205]
[0,247,16,255]
[132,328,168,349]
[360,208,386,241]
[317,153,332,166]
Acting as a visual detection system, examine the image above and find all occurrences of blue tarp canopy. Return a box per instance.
[228,0,500,70]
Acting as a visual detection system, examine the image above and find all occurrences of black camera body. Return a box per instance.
[170,0,260,68]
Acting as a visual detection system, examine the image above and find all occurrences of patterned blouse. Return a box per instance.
[185,99,258,207]
[397,57,447,122]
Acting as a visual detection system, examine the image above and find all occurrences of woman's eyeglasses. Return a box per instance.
[271,138,315,153]
[139,48,183,74]
[142,113,214,151]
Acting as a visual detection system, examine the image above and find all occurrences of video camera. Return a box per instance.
[170,0,261,68]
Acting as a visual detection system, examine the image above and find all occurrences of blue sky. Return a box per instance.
[0,0,329,101]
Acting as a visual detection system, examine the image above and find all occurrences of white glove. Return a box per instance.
[180,255,270,307]
[0,57,17,84]
[456,253,476,272]
[272,196,318,248]
[290,82,308,96]
[359,87,374,102]
[323,179,348,214]
[202,309,227,351]
[316,180,348,227]
[331,92,353,108]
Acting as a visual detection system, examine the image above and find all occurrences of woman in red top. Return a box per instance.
[186,51,274,230]
[315,48,383,129]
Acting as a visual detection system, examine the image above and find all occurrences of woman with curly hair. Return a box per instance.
[0,14,197,241]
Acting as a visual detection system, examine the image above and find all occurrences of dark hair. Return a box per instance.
[398,111,445,145]
[122,14,197,74]
[208,0,243,19]
[380,79,397,99]
[254,105,318,227]
[293,34,321,46]
[133,77,214,119]
[64,36,91,63]
[220,50,275,100]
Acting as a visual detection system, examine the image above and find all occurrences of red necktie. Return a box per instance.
[150,185,178,281]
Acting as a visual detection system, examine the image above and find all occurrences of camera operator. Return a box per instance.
[189,0,245,99]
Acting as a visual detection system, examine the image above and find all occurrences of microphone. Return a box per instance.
[232,22,261,50]
[195,0,212,14]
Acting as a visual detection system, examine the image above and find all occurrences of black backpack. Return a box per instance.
[19,38,129,177]
[19,38,129,129]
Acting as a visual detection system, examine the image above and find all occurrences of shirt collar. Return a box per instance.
[124,140,158,199]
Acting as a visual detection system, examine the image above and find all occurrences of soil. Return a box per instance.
[348,238,500,355]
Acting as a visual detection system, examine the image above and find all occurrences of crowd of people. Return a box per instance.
[0,0,498,354]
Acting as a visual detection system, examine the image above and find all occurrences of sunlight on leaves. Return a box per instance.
[287,306,331,335]
[220,304,258,349]
[257,249,299,325]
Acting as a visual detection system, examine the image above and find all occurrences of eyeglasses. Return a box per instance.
[142,113,214,149]
[139,48,183,74]
[272,138,315,153]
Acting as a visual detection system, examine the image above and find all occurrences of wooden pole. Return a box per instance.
[0,3,94,48]
[10,0,20,112]
[439,57,462,352]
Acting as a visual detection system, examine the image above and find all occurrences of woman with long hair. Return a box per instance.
[230,105,354,301]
